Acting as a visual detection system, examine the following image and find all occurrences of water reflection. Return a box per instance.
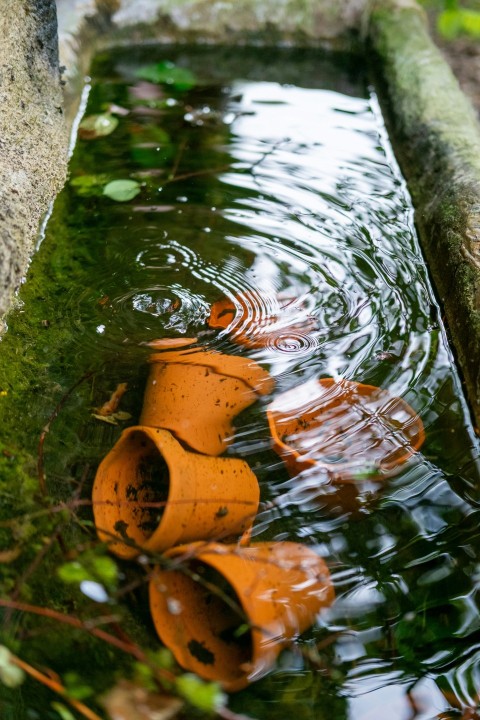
[38,46,480,717]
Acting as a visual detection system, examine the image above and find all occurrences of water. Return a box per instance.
[1,45,480,719]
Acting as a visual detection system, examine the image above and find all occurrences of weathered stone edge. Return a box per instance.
[0,0,69,321]
[366,0,480,427]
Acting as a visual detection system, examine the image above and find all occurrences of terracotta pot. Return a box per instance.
[140,347,274,456]
[267,377,425,481]
[149,541,334,691]
[208,292,317,350]
[92,426,259,560]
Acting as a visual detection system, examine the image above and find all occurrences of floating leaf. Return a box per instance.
[78,113,119,139]
[136,61,196,91]
[103,179,141,202]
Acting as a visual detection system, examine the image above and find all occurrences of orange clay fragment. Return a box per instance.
[95,382,128,417]
[149,541,334,691]
[140,348,274,455]
[208,292,317,350]
[267,377,425,481]
[145,337,197,350]
[92,426,259,560]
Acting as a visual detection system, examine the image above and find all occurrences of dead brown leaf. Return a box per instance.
[102,679,183,720]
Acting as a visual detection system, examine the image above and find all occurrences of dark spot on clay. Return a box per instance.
[187,639,215,665]
[126,483,138,501]
[114,519,130,539]
[215,506,228,518]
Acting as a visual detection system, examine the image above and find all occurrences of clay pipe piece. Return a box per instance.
[92,426,260,560]
[149,540,335,692]
[267,377,425,481]
[140,348,274,456]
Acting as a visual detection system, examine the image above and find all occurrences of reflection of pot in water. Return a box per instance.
[92,426,259,560]
[149,541,334,691]
[140,346,274,456]
[267,377,425,481]
[208,291,318,351]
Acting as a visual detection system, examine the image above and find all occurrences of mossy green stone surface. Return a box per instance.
[368,0,480,425]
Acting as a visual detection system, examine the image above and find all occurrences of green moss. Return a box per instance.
[368,0,480,423]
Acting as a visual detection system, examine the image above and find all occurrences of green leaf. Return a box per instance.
[69,174,109,197]
[57,560,90,584]
[51,702,76,720]
[461,9,480,38]
[58,552,118,588]
[437,8,463,38]
[78,113,119,139]
[136,61,196,91]
[438,7,480,39]
[90,555,118,586]
[175,674,226,712]
[64,671,94,701]
[103,179,141,202]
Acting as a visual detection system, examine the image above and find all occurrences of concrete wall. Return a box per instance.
[0,0,68,322]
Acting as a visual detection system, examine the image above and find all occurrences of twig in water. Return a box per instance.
[9,652,103,720]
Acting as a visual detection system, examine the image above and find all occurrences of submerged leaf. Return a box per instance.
[92,413,118,425]
[78,113,119,139]
[102,679,183,720]
[51,702,77,720]
[95,382,128,416]
[175,674,226,713]
[103,179,141,202]
[136,61,196,91]
[70,174,109,197]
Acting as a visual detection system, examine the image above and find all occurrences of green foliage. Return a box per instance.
[136,61,197,91]
[438,6,480,37]
[133,649,175,691]
[63,671,95,701]
[421,0,480,38]
[175,674,227,713]
[103,178,141,202]
[51,704,76,720]
[57,550,118,589]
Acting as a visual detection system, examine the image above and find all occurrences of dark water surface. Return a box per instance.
[1,46,480,719]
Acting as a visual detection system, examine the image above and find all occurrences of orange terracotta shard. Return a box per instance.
[149,541,334,691]
[267,377,425,481]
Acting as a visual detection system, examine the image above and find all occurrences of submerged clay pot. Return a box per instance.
[267,377,425,481]
[208,292,317,350]
[92,426,259,560]
[140,347,274,456]
[149,541,334,691]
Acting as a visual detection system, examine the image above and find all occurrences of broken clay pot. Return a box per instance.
[140,346,274,456]
[267,377,425,481]
[92,426,259,560]
[149,540,334,691]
